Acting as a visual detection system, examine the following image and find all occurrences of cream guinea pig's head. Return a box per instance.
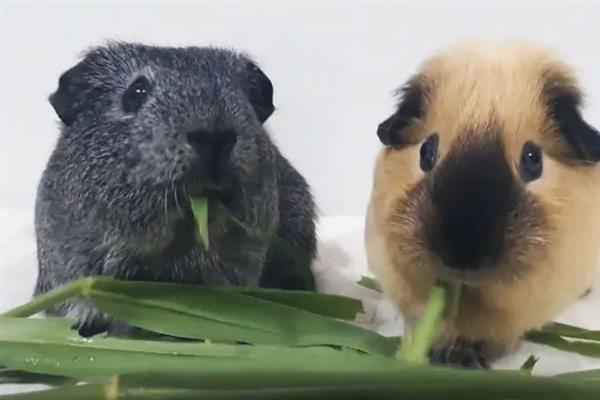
[369,41,600,285]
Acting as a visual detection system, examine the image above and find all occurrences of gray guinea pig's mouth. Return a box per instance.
[180,171,236,203]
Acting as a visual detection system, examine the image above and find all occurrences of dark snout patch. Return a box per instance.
[428,133,518,270]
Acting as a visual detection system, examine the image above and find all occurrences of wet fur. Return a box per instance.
[366,40,600,362]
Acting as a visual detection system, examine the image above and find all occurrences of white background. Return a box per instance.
[2,1,600,216]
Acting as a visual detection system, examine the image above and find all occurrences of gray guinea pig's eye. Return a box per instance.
[420,133,439,172]
[122,76,151,114]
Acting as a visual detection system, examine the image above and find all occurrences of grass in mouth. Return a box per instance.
[189,196,209,250]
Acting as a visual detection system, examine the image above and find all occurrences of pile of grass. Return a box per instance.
[0,276,598,399]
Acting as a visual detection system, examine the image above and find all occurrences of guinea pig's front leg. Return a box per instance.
[429,338,514,369]
[71,303,137,338]
[72,251,145,337]
[69,302,113,337]
[429,339,490,369]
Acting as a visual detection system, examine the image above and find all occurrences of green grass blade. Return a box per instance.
[556,369,600,384]
[0,279,87,318]
[519,355,539,374]
[538,322,600,341]
[357,276,382,293]
[85,279,281,344]
[0,384,211,400]
[2,319,599,400]
[231,288,364,320]
[399,286,446,364]
[0,276,361,323]
[117,368,600,399]
[438,281,461,320]
[84,278,394,355]
[0,317,393,379]
[0,368,74,386]
[5,375,600,400]
[0,384,108,400]
[5,383,600,400]
[524,331,600,358]
[189,197,209,250]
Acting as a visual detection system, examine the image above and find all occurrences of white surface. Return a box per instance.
[2,2,600,215]
[1,212,599,388]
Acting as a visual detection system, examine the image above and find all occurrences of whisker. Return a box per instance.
[173,181,183,217]
[163,188,169,224]
[182,184,189,202]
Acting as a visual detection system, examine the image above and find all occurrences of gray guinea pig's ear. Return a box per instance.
[241,61,274,123]
[49,61,90,126]
[377,76,426,147]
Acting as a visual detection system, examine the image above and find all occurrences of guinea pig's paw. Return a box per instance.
[429,340,490,369]
[71,311,111,338]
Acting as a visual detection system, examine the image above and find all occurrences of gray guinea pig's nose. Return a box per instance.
[186,129,237,181]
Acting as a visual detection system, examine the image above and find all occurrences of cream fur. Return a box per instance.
[366,40,600,358]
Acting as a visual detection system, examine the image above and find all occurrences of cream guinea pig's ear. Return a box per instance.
[377,76,426,147]
[544,75,600,162]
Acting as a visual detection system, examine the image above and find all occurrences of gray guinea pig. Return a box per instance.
[34,42,317,337]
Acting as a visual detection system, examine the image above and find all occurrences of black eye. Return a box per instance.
[122,76,151,113]
[420,133,439,172]
[520,141,543,182]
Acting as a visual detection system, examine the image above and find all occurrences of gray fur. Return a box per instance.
[34,42,316,336]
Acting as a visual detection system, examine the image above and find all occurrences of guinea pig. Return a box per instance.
[35,42,316,337]
[366,40,600,367]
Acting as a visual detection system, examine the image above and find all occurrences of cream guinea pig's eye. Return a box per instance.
[122,76,152,114]
[520,141,543,182]
[420,133,439,172]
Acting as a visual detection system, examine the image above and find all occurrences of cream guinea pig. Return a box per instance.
[366,40,600,367]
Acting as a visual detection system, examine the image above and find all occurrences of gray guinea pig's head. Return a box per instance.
[49,42,276,196]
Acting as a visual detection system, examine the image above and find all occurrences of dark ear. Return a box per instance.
[49,61,90,126]
[377,77,426,146]
[551,95,600,162]
[242,62,274,123]
[544,75,600,162]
